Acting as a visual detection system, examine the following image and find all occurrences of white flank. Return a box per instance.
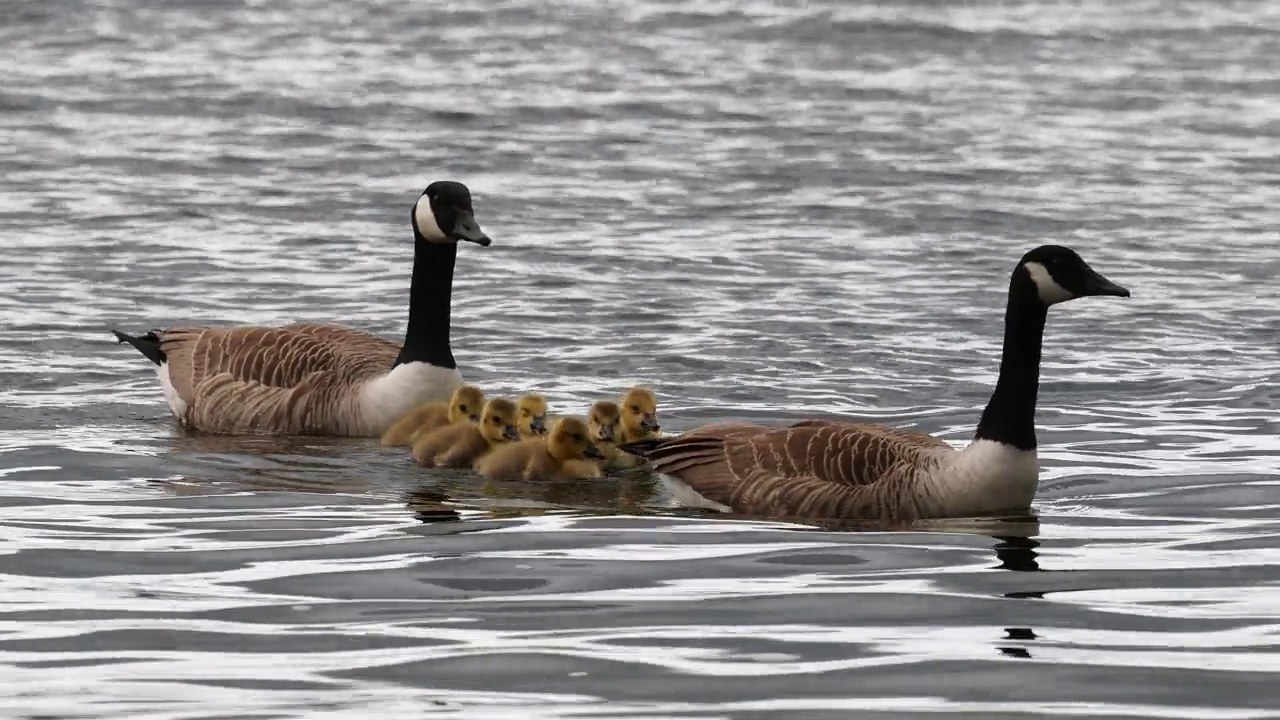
[155,362,188,420]
[657,474,732,513]
[359,361,463,434]
[1023,261,1073,305]
[413,197,447,241]
[926,438,1039,516]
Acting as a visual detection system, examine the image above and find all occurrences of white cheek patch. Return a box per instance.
[1023,261,1074,305]
[413,198,448,242]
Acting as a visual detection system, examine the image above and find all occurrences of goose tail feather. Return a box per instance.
[112,329,167,366]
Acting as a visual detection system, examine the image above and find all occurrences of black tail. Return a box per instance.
[618,438,665,458]
[112,329,166,366]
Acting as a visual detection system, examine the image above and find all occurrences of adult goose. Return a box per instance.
[112,181,490,436]
[620,245,1130,522]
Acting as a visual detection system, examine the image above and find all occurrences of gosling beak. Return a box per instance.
[596,424,615,442]
[640,416,661,433]
[1080,265,1130,298]
[503,424,521,442]
[450,211,491,247]
[470,414,481,424]
[530,415,547,435]
[584,443,605,460]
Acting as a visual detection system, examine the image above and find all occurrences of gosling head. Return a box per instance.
[620,387,660,436]
[412,180,491,247]
[548,417,605,463]
[479,398,521,445]
[1018,245,1130,307]
[447,385,486,425]
[517,394,549,437]
[587,400,621,443]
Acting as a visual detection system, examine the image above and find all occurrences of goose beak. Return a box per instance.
[1080,266,1130,298]
[450,211,491,246]
[530,415,547,435]
[470,414,481,424]
[584,443,605,460]
[503,424,521,442]
[596,424,615,442]
[640,416,661,433]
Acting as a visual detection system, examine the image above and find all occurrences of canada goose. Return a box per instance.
[516,394,549,438]
[110,181,491,436]
[474,417,605,482]
[411,397,520,468]
[620,245,1130,522]
[379,385,485,447]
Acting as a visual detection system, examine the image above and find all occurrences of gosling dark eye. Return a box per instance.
[630,406,640,413]
[459,405,468,413]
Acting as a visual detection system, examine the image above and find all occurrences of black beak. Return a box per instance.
[503,424,521,442]
[584,443,605,460]
[450,211,491,246]
[1080,265,1130,298]
[530,415,547,435]
[640,416,661,433]
[596,425,615,442]
[470,414,480,424]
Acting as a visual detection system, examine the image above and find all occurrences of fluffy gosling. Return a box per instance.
[474,417,605,482]
[517,394,549,438]
[380,385,484,447]
[411,398,520,468]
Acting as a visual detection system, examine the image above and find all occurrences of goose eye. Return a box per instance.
[629,405,640,413]
[459,405,467,412]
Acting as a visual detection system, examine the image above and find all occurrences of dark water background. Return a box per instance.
[2,0,1279,717]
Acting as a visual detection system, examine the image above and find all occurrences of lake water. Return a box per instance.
[2,0,1279,717]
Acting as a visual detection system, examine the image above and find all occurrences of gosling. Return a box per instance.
[474,417,605,482]
[411,398,520,469]
[380,385,485,447]
[516,394,549,438]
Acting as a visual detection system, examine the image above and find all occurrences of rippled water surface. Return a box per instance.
[3,0,1280,717]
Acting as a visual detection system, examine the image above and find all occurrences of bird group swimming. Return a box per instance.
[113,179,1131,524]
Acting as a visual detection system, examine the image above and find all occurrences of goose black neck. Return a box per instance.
[395,240,457,369]
[974,272,1047,451]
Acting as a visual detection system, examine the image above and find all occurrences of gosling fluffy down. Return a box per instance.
[474,417,605,482]
[610,387,661,469]
[380,385,484,447]
[411,398,520,468]
[517,394,549,438]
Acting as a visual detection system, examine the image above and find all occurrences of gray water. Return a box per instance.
[2,0,1280,717]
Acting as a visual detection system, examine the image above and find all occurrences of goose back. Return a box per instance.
[152,323,458,436]
[637,422,955,521]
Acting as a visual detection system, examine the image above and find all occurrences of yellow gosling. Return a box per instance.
[411,398,519,468]
[517,394,549,438]
[586,400,631,471]
[618,387,660,442]
[380,385,484,447]
[613,387,660,468]
[474,417,605,482]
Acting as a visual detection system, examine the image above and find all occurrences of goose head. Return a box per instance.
[1018,245,1130,306]
[412,181,491,246]
[446,385,486,425]
[587,400,621,443]
[517,394,549,437]
[619,387,660,437]
[479,398,521,445]
[548,417,605,463]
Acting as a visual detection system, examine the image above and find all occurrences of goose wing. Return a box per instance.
[637,422,952,521]
[157,324,398,402]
